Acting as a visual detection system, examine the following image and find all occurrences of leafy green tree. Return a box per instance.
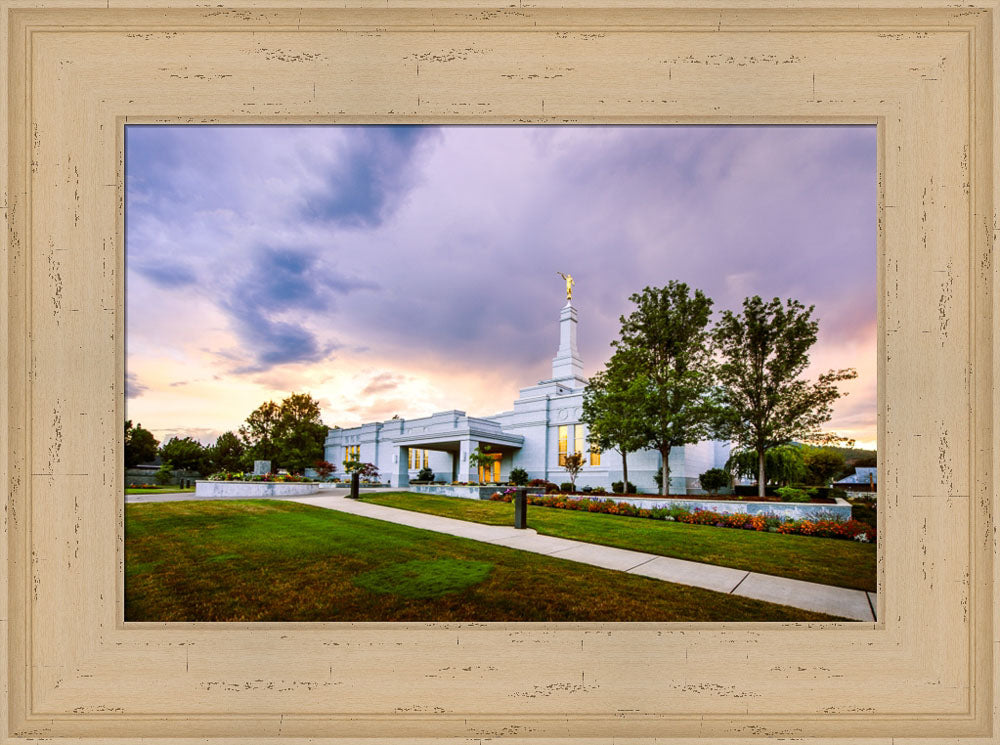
[803,446,847,485]
[239,393,329,473]
[274,392,329,473]
[124,420,159,468]
[713,296,857,497]
[210,431,245,473]
[159,436,210,475]
[239,400,282,464]
[611,283,718,496]
[581,351,649,492]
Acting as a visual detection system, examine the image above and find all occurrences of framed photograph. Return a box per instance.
[2,1,997,742]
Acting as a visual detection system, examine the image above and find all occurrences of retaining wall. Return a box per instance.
[194,480,321,498]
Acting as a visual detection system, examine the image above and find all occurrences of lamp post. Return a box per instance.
[514,487,528,529]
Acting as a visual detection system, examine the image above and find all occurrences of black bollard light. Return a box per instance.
[514,487,527,529]
[350,471,360,500]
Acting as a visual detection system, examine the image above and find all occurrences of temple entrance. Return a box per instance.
[478,453,501,483]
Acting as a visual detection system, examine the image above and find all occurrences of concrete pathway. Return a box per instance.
[284,491,877,622]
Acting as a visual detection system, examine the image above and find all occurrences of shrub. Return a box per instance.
[776,486,812,503]
[545,483,560,494]
[559,482,574,493]
[591,486,607,495]
[154,462,174,486]
[416,466,434,482]
[313,460,336,479]
[698,468,729,495]
[611,481,636,494]
[581,485,592,494]
[508,467,529,486]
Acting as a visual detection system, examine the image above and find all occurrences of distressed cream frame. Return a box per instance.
[1,1,997,742]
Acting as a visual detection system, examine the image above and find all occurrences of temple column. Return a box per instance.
[395,446,410,488]
[458,439,480,482]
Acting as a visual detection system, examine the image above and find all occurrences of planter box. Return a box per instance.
[194,480,321,498]
[408,485,504,500]
[589,495,853,521]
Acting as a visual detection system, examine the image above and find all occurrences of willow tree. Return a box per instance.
[713,296,857,497]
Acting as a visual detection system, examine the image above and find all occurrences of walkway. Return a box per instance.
[287,491,877,622]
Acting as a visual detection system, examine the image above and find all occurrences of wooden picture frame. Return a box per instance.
[1,1,997,741]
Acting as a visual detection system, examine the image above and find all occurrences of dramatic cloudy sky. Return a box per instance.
[125,125,877,449]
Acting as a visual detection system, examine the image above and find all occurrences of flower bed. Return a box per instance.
[489,491,875,543]
[208,471,314,483]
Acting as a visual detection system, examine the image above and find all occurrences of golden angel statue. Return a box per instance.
[556,272,574,300]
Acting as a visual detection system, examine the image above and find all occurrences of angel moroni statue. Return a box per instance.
[557,272,574,301]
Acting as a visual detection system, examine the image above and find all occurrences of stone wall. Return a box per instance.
[598,496,854,521]
[408,485,502,500]
[194,481,321,498]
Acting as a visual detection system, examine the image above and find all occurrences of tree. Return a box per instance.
[124,420,158,468]
[314,460,336,479]
[468,445,498,484]
[273,392,328,473]
[727,444,807,487]
[238,393,329,473]
[803,446,847,485]
[611,283,718,496]
[344,460,379,481]
[239,400,282,464]
[159,436,210,475]
[562,452,584,491]
[713,296,857,497]
[581,351,649,492]
[210,431,245,473]
[698,467,729,495]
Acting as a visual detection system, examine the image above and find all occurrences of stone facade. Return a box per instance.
[325,298,730,494]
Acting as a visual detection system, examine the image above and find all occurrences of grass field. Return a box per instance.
[361,492,877,592]
[124,500,844,622]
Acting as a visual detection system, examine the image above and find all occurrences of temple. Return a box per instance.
[324,294,729,493]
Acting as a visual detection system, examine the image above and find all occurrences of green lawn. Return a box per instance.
[126,486,196,495]
[361,492,877,592]
[124,500,843,622]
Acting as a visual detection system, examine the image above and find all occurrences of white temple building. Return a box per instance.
[324,293,730,493]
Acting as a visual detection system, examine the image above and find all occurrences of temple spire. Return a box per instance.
[551,277,585,386]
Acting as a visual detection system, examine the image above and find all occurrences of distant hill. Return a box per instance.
[824,445,876,479]
[827,446,877,464]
